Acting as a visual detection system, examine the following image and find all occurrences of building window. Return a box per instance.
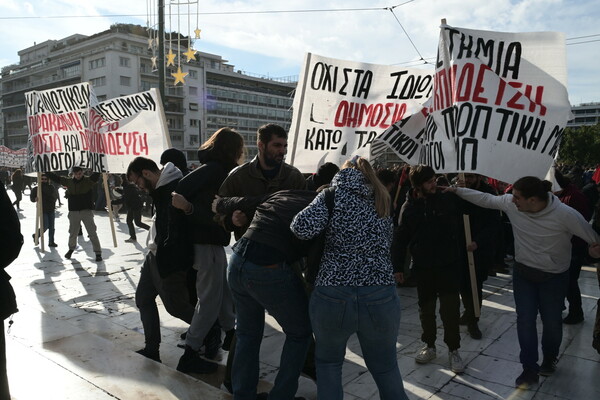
[190,119,198,127]
[189,69,198,79]
[119,57,131,67]
[189,86,198,96]
[89,57,105,70]
[189,103,199,111]
[90,76,106,87]
[120,76,131,86]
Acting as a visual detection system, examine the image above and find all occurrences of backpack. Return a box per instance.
[304,187,335,285]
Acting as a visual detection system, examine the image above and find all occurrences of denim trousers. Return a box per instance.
[513,266,569,372]
[310,285,409,400]
[227,252,311,400]
[40,211,55,243]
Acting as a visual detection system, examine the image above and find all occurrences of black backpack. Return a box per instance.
[304,187,335,285]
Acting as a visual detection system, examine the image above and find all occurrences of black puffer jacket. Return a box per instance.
[175,149,237,246]
[30,182,57,213]
[392,189,463,272]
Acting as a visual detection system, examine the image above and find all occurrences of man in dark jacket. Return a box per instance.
[30,173,58,247]
[217,189,316,400]
[112,175,150,242]
[459,174,501,339]
[46,167,102,261]
[126,156,195,363]
[392,165,465,374]
[0,183,23,400]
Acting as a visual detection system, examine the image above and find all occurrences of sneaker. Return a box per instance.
[95,254,103,262]
[125,237,137,243]
[135,347,161,363]
[203,325,222,360]
[222,328,235,351]
[415,345,436,364]
[468,322,482,340]
[48,242,58,247]
[176,346,218,374]
[539,357,557,376]
[515,368,539,389]
[593,335,600,355]
[563,313,584,325]
[64,249,74,259]
[449,350,465,373]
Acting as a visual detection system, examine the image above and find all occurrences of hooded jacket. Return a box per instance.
[291,168,395,287]
[392,189,463,273]
[455,187,600,273]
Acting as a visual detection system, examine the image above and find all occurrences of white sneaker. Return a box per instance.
[415,345,436,364]
[449,350,465,373]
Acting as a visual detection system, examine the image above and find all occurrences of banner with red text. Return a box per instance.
[288,53,433,173]
[0,146,27,168]
[374,25,571,184]
[26,83,169,173]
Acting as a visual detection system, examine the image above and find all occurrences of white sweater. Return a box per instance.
[455,188,599,273]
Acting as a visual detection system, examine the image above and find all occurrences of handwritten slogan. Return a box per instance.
[25,83,170,173]
[0,146,27,168]
[288,53,433,173]
[375,26,572,184]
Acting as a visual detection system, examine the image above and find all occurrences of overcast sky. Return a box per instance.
[0,0,598,105]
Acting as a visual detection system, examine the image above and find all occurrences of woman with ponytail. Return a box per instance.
[291,156,409,400]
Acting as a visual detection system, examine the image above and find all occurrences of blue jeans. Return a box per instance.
[513,266,569,372]
[227,252,311,400]
[310,285,409,400]
[40,211,55,243]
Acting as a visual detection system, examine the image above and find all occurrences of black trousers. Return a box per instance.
[126,208,150,238]
[460,262,488,323]
[416,266,461,351]
[1,320,9,400]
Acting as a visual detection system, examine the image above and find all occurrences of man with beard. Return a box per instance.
[215,123,307,394]
[126,157,197,365]
[46,167,102,261]
[392,165,466,374]
[458,174,501,339]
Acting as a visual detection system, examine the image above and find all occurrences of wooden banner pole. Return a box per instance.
[459,173,481,318]
[103,173,118,248]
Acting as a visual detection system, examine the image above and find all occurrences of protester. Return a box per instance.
[215,123,307,393]
[446,176,600,389]
[170,128,243,375]
[554,170,591,325]
[160,147,189,176]
[0,183,23,400]
[30,173,58,247]
[216,189,317,400]
[46,167,103,261]
[10,169,24,210]
[392,165,465,374]
[126,156,195,364]
[305,162,339,191]
[291,156,409,400]
[112,174,150,242]
[458,173,501,339]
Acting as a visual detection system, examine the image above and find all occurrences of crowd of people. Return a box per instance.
[2,124,600,399]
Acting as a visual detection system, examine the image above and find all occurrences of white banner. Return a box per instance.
[26,84,170,173]
[288,53,433,173]
[0,146,27,168]
[375,25,572,184]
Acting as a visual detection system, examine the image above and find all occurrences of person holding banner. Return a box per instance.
[458,174,501,339]
[46,167,103,262]
[392,165,465,374]
[446,176,600,389]
[30,173,58,247]
[291,156,409,400]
